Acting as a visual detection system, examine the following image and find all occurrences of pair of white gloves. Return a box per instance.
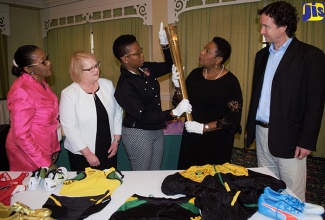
[158,23,191,117]
[159,22,204,135]
[171,62,205,135]
[158,23,181,91]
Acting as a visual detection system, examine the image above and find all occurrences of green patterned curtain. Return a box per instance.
[44,24,91,99]
[91,18,150,85]
[176,0,325,157]
[176,0,263,150]
[44,18,149,100]
[0,30,9,98]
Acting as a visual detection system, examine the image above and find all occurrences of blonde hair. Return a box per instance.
[69,51,97,83]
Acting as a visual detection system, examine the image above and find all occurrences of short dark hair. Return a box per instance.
[212,37,231,64]
[12,45,39,77]
[258,1,299,38]
[113,34,137,62]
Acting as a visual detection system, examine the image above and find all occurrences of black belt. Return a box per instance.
[256,120,269,128]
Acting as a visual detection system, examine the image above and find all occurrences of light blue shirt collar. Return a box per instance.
[269,37,293,53]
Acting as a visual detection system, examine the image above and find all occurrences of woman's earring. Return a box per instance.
[215,65,218,69]
[31,72,34,75]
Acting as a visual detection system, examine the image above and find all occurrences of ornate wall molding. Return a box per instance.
[0,4,10,36]
[168,0,261,24]
[40,0,152,38]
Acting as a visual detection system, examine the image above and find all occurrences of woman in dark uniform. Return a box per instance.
[173,37,243,169]
[113,26,192,171]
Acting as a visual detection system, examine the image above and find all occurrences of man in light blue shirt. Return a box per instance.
[245,1,325,202]
[256,38,292,123]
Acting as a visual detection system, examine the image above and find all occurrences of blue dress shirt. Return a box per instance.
[256,38,293,123]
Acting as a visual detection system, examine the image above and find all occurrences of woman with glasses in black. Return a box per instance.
[59,51,123,171]
[113,24,192,171]
[6,45,60,171]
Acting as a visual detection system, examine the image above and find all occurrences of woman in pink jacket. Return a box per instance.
[6,45,60,171]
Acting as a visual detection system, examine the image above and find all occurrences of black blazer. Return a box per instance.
[114,48,174,130]
[245,37,325,158]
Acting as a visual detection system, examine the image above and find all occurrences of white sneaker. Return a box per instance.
[27,167,50,191]
[44,167,68,191]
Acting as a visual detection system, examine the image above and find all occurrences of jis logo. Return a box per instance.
[302,2,325,21]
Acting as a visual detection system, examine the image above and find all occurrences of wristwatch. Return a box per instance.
[204,124,209,131]
[113,139,120,143]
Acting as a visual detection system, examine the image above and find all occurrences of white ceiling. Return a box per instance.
[0,0,83,8]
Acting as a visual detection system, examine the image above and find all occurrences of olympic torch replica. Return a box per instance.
[164,25,193,121]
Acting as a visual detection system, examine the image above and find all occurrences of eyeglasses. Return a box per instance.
[124,48,143,57]
[82,62,100,73]
[28,54,50,67]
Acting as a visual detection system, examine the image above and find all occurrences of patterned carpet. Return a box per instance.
[231,148,325,209]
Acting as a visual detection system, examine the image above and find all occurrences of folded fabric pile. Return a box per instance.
[43,167,124,220]
[109,194,201,220]
[161,163,287,220]
[0,172,28,206]
[258,186,324,220]
[0,201,53,219]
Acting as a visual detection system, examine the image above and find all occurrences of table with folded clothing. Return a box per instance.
[56,121,184,171]
[6,167,288,220]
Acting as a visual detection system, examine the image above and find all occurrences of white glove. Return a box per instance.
[172,99,192,117]
[158,22,168,45]
[172,64,180,88]
[185,121,204,134]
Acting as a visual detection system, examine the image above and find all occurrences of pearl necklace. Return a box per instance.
[204,64,224,80]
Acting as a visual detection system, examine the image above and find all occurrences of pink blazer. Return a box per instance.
[6,73,60,171]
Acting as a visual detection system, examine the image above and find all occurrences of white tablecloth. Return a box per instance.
[9,167,279,219]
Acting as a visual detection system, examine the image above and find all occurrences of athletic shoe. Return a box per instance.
[44,167,68,191]
[258,194,323,220]
[27,167,50,191]
[264,187,324,215]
